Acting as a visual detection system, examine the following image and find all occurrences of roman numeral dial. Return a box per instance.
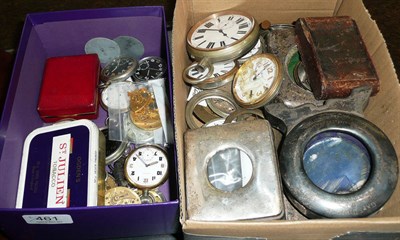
[188,12,255,51]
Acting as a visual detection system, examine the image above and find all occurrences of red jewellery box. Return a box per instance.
[37,54,100,122]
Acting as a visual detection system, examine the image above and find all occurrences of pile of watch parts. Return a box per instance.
[183,11,398,220]
[85,36,173,206]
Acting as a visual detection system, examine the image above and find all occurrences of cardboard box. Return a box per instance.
[172,0,400,239]
[0,7,179,239]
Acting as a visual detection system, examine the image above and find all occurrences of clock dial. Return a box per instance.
[188,61,235,79]
[124,145,169,189]
[134,56,167,81]
[100,81,136,111]
[186,11,259,62]
[233,54,282,108]
[189,14,254,50]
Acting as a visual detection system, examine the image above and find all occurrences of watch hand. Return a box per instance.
[137,155,149,167]
[147,161,159,167]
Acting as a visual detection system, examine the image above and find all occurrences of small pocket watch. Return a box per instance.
[133,56,167,81]
[232,53,283,109]
[124,145,169,190]
[100,56,138,84]
[186,10,260,63]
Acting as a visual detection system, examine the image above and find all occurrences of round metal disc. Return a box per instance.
[113,36,145,60]
[84,37,121,65]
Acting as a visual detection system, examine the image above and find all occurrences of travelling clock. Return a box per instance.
[133,56,167,81]
[186,10,259,62]
[232,53,283,109]
[124,145,169,189]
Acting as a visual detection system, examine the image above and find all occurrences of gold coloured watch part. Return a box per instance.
[185,89,239,129]
[105,173,118,191]
[135,189,166,203]
[186,10,260,63]
[105,186,142,206]
[128,88,152,113]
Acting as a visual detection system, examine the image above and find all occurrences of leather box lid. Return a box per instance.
[295,16,380,100]
[37,54,100,121]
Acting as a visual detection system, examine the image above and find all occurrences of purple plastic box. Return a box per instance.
[0,7,179,239]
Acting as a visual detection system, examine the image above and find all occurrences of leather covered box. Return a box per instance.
[37,54,100,122]
[294,16,380,100]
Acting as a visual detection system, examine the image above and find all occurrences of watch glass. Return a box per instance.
[207,147,253,192]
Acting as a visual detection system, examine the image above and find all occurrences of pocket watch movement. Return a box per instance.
[232,53,283,109]
[186,10,260,62]
[105,186,142,206]
[124,145,169,189]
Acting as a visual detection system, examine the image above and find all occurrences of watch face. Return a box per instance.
[101,57,138,83]
[124,145,169,189]
[101,81,136,111]
[233,53,282,108]
[186,11,259,62]
[188,13,254,50]
[134,56,167,81]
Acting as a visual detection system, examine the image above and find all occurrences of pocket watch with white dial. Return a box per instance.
[124,145,169,190]
[100,81,136,112]
[100,56,138,84]
[133,56,167,82]
[232,53,283,109]
[186,10,259,63]
[184,60,239,89]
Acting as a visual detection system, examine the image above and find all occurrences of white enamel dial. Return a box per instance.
[189,14,253,50]
[124,145,169,189]
[233,54,282,109]
[101,81,136,111]
[186,11,259,62]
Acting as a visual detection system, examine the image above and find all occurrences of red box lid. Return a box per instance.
[37,54,100,122]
